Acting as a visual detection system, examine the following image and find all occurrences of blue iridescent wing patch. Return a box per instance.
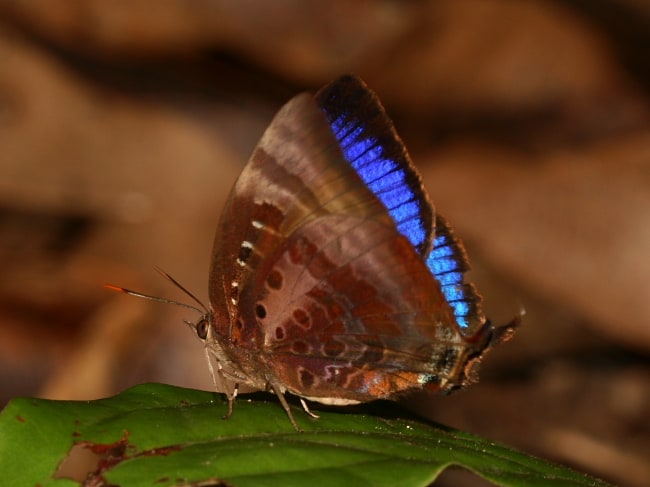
[426,216,485,332]
[316,75,485,335]
[316,75,433,256]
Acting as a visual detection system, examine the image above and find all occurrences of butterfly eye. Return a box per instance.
[196,319,209,340]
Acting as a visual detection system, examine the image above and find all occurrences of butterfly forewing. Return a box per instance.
[316,75,435,257]
[208,93,394,328]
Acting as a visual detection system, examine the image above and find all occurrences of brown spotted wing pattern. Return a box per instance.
[195,76,519,429]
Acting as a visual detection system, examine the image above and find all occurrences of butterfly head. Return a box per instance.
[193,315,211,341]
[105,267,213,345]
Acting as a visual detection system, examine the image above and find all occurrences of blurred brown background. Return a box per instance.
[0,1,648,486]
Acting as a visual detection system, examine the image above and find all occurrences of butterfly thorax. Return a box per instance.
[203,307,270,392]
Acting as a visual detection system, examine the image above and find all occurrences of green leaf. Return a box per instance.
[0,383,611,487]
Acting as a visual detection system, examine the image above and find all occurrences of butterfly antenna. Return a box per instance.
[105,267,208,315]
[152,266,209,313]
[104,284,205,315]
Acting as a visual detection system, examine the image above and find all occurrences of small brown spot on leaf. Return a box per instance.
[55,434,129,483]
[173,478,234,487]
[56,432,183,485]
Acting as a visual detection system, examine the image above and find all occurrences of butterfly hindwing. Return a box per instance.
[427,215,486,335]
[249,214,464,402]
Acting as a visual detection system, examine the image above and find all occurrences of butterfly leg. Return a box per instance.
[204,347,239,420]
[223,383,239,419]
[270,383,302,432]
[299,398,320,419]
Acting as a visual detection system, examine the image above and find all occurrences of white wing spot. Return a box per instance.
[237,241,254,267]
[230,281,239,305]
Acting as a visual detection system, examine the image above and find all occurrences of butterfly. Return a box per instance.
[109,75,519,430]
